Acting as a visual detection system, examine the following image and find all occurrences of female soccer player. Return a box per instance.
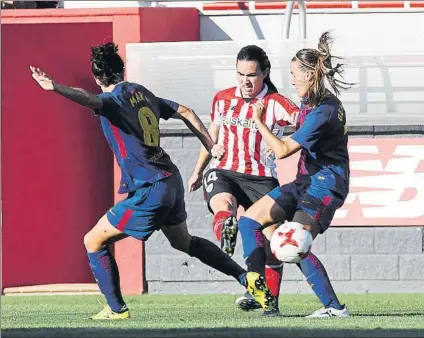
[30,42,275,319]
[238,31,353,318]
[187,45,299,314]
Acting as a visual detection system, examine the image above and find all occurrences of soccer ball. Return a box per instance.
[270,222,313,264]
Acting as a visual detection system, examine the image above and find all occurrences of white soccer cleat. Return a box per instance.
[305,305,349,318]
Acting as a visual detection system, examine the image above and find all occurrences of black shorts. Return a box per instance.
[203,168,279,213]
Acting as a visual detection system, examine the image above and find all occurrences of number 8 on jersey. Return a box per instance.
[138,107,159,147]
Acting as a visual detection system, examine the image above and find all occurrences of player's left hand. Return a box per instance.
[251,99,266,123]
[30,66,55,91]
[211,144,225,160]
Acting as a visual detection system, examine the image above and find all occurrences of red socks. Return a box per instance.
[265,264,283,298]
[212,211,233,241]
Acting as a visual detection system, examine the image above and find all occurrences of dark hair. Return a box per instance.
[237,45,278,94]
[292,31,353,106]
[91,42,124,87]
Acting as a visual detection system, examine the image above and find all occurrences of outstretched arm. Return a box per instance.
[30,66,102,109]
[53,84,103,109]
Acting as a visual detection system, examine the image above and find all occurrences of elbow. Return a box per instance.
[274,145,289,159]
[274,150,286,160]
[88,101,102,110]
[180,107,195,120]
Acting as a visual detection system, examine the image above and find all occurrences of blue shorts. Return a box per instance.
[268,181,346,234]
[107,173,187,241]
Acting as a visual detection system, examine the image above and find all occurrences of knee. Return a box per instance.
[84,231,103,253]
[292,211,321,240]
[209,194,237,215]
[242,195,283,228]
[168,233,192,253]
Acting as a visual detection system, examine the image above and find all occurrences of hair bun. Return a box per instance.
[91,42,119,60]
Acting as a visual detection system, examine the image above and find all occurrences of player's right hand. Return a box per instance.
[30,66,55,91]
[187,172,203,192]
[211,144,225,160]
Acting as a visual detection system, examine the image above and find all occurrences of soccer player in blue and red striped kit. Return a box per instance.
[30,41,275,319]
[237,31,353,317]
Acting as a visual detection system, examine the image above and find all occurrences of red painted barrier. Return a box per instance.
[1,7,200,294]
[203,1,249,10]
[1,21,115,290]
[203,1,423,11]
[411,1,424,7]
[358,1,404,8]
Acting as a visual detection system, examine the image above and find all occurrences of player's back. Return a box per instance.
[96,82,180,194]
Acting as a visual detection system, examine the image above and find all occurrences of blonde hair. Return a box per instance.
[292,31,353,106]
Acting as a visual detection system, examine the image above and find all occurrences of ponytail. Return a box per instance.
[292,31,354,105]
[264,76,278,94]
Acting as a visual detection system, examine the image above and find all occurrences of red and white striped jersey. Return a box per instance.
[209,84,299,177]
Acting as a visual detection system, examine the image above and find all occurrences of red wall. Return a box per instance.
[1,8,200,293]
[1,22,115,288]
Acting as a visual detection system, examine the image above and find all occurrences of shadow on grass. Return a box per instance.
[247,311,424,318]
[353,312,424,317]
[3,327,424,338]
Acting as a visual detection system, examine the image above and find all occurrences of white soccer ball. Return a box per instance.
[270,222,313,264]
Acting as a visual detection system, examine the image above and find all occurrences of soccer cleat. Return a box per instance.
[263,307,281,317]
[89,305,130,320]
[220,216,238,257]
[305,305,349,318]
[235,292,262,311]
[245,272,278,314]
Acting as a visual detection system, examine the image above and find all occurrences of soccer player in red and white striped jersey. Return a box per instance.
[210,86,298,177]
[187,45,299,315]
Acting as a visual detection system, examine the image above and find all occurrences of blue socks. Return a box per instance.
[297,252,343,310]
[239,216,342,310]
[239,216,266,275]
[237,272,248,287]
[87,247,127,313]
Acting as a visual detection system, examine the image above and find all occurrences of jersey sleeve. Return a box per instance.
[210,94,222,125]
[157,97,179,120]
[273,95,300,126]
[93,92,120,118]
[291,104,334,150]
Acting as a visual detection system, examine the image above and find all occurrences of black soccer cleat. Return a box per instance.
[220,216,238,257]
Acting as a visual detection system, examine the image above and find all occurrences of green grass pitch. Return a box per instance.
[2,294,424,337]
